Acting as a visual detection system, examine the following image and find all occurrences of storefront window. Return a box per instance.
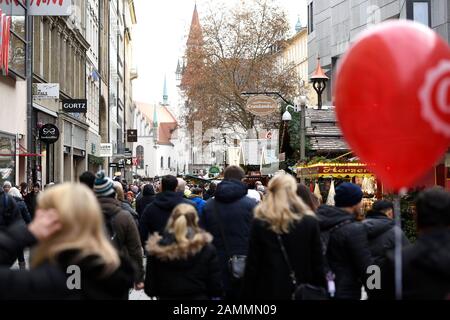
[0,132,16,185]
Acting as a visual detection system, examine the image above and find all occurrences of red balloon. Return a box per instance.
[335,21,450,191]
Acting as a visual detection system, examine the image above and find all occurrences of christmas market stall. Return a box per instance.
[297,163,381,213]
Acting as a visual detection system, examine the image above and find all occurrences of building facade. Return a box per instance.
[307,0,450,105]
[307,0,450,189]
[31,13,89,185]
[0,3,28,186]
[278,18,316,106]
[0,1,139,187]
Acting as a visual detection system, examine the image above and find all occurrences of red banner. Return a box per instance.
[0,9,10,75]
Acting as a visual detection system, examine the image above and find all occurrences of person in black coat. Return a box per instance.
[140,175,192,246]
[136,184,156,218]
[201,166,256,299]
[242,174,326,299]
[0,183,135,300]
[317,183,373,300]
[145,203,223,300]
[24,183,41,220]
[375,187,450,300]
[203,182,216,201]
[7,187,31,269]
[362,200,409,267]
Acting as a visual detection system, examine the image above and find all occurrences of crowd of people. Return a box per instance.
[0,166,449,300]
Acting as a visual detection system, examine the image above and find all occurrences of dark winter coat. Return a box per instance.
[362,211,410,267]
[203,189,215,201]
[201,180,256,296]
[0,192,21,229]
[136,185,156,217]
[0,223,135,299]
[374,229,450,300]
[242,216,326,299]
[12,196,31,224]
[139,191,192,246]
[24,191,39,220]
[145,231,223,299]
[120,200,139,227]
[98,197,144,282]
[317,205,373,299]
[190,196,206,217]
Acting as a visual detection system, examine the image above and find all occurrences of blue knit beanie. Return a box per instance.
[334,182,363,208]
[94,170,115,198]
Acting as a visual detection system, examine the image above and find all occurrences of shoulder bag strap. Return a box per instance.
[212,200,231,258]
[277,234,297,287]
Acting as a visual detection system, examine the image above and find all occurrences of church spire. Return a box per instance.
[162,75,168,105]
[187,3,203,47]
[295,15,302,33]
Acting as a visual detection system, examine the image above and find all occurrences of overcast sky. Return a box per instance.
[132,0,308,107]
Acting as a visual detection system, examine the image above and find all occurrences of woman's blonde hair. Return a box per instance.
[255,173,314,234]
[31,183,120,275]
[113,181,125,201]
[166,204,201,244]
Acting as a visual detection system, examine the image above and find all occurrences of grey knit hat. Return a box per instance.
[94,170,115,198]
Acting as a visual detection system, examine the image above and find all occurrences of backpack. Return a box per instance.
[104,212,123,251]
[320,219,352,298]
[0,192,17,228]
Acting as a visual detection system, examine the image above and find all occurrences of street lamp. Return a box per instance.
[310,56,329,110]
[282,95,309,161]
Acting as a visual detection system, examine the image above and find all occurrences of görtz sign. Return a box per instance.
[62,99,87,113]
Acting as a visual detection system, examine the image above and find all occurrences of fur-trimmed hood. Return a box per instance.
[146,231,213,261]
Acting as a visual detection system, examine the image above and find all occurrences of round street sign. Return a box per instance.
[39,124,60,144]
[245,95,279,116]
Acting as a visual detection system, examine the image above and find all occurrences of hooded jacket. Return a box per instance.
[139,191,192,246]
[362,211,410,267]
[375,229,450,300]
[97,197,144,282]
[0,223,135,299]
[201,180,256,296]
[144,230,223,299]
[317,205,373,299]
[190,196,206,217]
[136,185,156,218]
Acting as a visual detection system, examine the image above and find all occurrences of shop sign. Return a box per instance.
[109,163,118,168]
[319,166,370,175]
[99,143,113,157]
[33,83,60,99]
[298,164,373,178]
[125,158,132,166]
[62,99,87,113]
[39,123,59,144]
[0,1,72,16]
[245,95,279,116]
[127,129,138,142]
[124,148,132,157]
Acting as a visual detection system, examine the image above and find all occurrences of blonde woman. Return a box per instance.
[241,174,326,299]
[145,203,223,300]
[0,183,135,300]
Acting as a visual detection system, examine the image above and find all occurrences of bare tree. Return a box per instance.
[181,0,298,133]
